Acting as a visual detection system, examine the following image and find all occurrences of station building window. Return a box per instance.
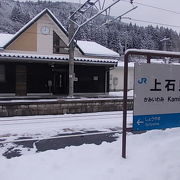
[53,31,69,54]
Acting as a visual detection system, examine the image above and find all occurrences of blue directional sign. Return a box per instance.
[133,113,180,131]
[133,63,180,131]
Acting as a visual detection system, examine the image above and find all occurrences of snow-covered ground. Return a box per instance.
[0,111,180,180]
[0,111,132,142]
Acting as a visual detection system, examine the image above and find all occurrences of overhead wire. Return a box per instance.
[122,17,180,29]
[118,0,180,29]
[121,0,180,15]
[134,1,180,15]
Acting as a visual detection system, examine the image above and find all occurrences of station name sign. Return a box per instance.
[133,63,180,131]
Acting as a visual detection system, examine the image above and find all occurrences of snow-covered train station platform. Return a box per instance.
[0,93,133,117]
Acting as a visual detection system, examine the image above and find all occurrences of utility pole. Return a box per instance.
[67,0,137,97]
[68,0,123,46]
[68,12,75,97]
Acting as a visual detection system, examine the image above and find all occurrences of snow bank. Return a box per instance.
[1,128,180,180]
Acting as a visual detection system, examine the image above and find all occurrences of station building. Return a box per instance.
[0,9,118,96]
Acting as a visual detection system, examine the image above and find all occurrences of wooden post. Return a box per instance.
[16,65,27,96]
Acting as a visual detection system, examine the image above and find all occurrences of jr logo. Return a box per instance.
[138,77,147,84]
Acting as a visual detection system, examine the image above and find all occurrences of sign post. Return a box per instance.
[134,63,180,131]
[122,49,180,159]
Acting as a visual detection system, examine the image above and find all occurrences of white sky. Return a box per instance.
[19,0,180,32]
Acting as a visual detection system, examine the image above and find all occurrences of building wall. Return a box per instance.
[27,64,53,93]
[5,14,82,57]
[110,66,134,91]
[7,24,37,52]
[27,63,69,95]
[74,65,106,93]
[0,62,109,95]
[36,14,53,55]
[0,63,16,93]
[36,14,82,56]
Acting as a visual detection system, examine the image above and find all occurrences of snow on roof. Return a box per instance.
[0,33,14,48]
[0,52,117,65]
[77,41,119,58]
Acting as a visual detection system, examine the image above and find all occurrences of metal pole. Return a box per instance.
[104,68,108,94]
[68,0,121,45]
[68,12,75,97]
[122,51,129,158]
[121,48,180,159]
[147,56,151,63]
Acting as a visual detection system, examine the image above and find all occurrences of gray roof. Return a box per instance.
[0,52,118,66]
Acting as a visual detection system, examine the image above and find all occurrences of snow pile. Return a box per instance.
[1,128,180,180]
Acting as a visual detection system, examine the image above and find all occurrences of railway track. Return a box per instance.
[0,111,133,158]
[0,111,132,126]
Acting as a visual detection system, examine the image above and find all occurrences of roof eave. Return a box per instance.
[0,54,117,66]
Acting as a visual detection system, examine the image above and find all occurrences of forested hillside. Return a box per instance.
[0,0,180,53]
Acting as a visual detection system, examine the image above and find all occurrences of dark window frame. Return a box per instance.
[53,31,69,54]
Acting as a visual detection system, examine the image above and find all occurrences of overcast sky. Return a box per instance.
[19,0,180,32]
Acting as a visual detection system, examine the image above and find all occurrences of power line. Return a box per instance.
[97,6,137,29]
[134,1,180,15]
[121,0,180,15]
[123,17,180,29]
